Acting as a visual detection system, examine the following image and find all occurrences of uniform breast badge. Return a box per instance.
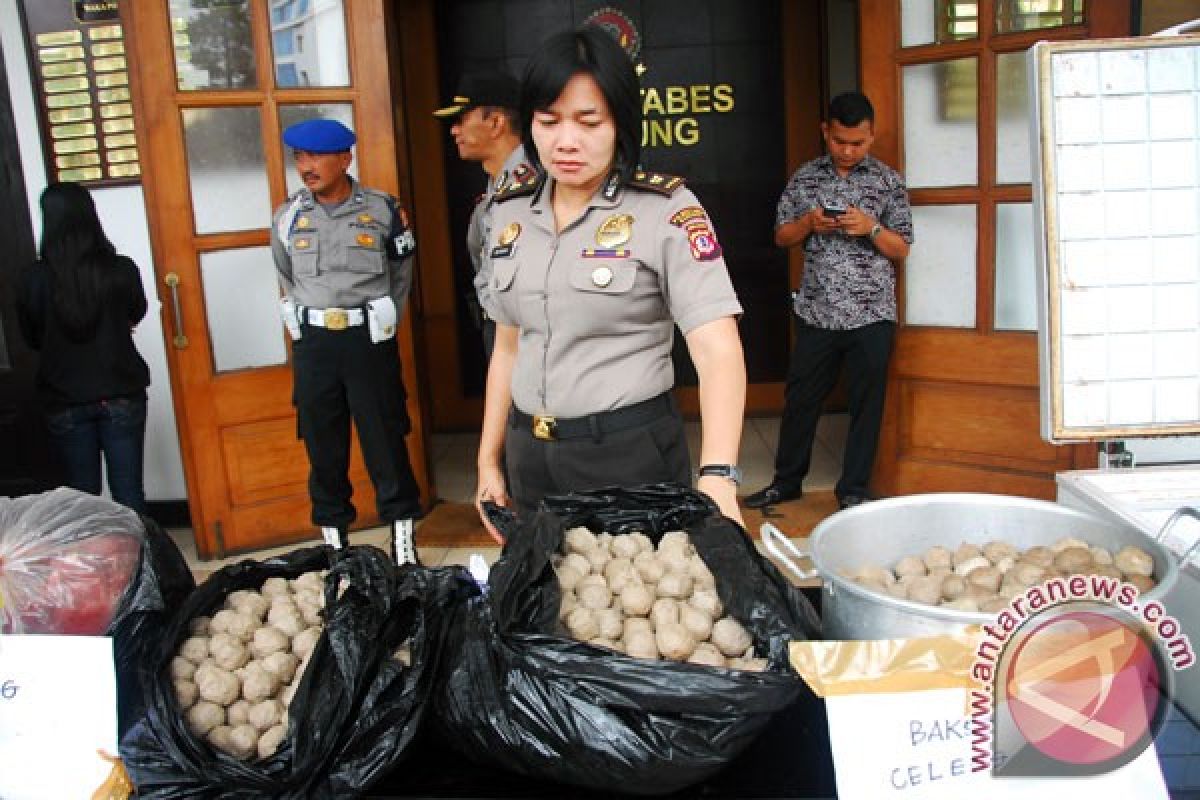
[491,221,521,258]
[296,216,311,229]
[595,214,633,249]
[356,233,376,247]
[358,213,374,225]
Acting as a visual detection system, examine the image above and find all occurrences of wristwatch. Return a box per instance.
[698,464,743,485]
[869,223,883,241]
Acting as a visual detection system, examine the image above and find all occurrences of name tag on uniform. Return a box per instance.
[490,244,515,258]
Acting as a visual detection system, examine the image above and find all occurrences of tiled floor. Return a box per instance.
[172,413,848,578]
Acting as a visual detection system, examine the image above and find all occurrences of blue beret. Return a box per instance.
[282,119,356,153]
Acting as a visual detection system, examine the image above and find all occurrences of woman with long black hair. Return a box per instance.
[17,182,150,512]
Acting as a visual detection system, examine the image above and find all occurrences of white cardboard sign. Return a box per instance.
[0,635,119,800]
[825,687,1169,799]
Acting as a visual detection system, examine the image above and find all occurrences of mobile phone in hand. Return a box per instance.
[822,203,847,218]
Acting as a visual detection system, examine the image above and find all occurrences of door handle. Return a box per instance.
[164,272,188,349]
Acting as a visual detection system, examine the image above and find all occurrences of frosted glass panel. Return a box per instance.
[906,205,977,328]
[279,104,357,197]
[901,0,978,46]
[903,59,978,188]
[201,247,287,373]
[270,0,349,88]
[996,52,1032,185]
[183,107,271,234]
[995,202,1038,331]
[170,0,257,91]
[994,0,1084,34]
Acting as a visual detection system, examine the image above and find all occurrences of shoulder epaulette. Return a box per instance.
[494,169,544,202]
[627,170,686,196]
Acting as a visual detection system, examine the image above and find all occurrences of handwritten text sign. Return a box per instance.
[0,635,118,800]
[824,688,1168,799]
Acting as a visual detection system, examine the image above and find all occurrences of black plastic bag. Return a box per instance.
[0,488,195,736]
[437,484,822,795]
[121,545,442,799]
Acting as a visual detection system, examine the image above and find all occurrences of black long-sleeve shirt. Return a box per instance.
[17,255,151,410]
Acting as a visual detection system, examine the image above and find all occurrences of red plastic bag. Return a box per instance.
[0,488,143,634]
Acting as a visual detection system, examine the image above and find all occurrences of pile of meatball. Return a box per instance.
[847,537,1157,613]
[555,528,766,670]
[169,571,327,760]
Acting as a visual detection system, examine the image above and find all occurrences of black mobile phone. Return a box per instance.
[822,203,846,218]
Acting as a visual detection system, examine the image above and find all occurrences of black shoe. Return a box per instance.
[743,483,802,509]
[838,494,873,510]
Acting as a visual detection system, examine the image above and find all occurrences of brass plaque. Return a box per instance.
[101,117,134,134]
[99,102,133,119]
[88,25,123,41]
[106,147,139,164]
[108,162,141,179]
[49,106,93,124]
[38,45,86,63]
[97,87,130,104]
[42,61,86,78]
[56,152,101,168]
[53,136,99,154]
[60,166,104,182]
[91,41,124,57]
[51,121,96,139]
[92,55,127,72]
[105,132,137,148]
[44,75,90,93]
[46,91,91,109]
[36,30,82,47]
[95,72,128,88]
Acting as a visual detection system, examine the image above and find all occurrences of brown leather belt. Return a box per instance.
[512,392,674,441]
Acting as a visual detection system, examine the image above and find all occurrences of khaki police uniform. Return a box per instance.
[485,170,742,509]
[270,178,421,530]
[467,144,533,359]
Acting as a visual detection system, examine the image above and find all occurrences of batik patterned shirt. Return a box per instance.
[776,154,913,330]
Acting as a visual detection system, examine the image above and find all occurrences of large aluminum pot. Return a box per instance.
[804,492,1178,640]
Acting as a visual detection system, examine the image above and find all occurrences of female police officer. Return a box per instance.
[474,26,747,538]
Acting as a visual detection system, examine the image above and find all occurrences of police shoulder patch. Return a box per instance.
[627,170,686,196]
[494,169,544,203]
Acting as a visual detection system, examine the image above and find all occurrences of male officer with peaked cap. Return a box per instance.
[434,71,532,361]
[270,118,423,565]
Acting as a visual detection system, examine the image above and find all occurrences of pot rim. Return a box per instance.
[809,492,1177,626]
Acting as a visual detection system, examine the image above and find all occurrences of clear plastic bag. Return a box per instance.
[0,487,143,634]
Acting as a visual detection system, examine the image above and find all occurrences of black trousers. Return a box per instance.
[292,325,421,528]
[503,399,691,513]
[773,320,895,501]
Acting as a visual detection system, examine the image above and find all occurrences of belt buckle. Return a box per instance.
[325,308,349,331]
[532,414,557,441]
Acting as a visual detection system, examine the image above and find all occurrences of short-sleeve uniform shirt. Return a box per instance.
[485,173,742,418]
[776,154,913,330]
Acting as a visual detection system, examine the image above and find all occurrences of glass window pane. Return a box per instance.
[906,204,977,327]
[996,51,1032,185]
[902,1,980,47]
[270,0,349,88]
[183,107,271,234]
[201,247,288,372]
[278,104,357,196]
[903,58,978,188]
[995,0,1084,35]
[995,202,1038,331]
[170,0,257,91]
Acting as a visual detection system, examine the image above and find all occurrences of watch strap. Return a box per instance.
[698,464,742,485]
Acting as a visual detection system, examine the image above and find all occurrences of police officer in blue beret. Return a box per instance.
[270,118,423,565]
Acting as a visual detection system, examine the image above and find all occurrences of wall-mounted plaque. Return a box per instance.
[20,1,140,185]
[1032,35,1200,443]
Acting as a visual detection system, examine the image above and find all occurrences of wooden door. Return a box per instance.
[862,0,1129,499]
[122,0,430,558]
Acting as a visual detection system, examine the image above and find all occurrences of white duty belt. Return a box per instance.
[303,306,366,330]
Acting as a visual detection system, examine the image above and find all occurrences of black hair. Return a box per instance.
[519,25,641,182]
[828,92,875,127]
[480,105,520,132]
[37,182,118,341]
